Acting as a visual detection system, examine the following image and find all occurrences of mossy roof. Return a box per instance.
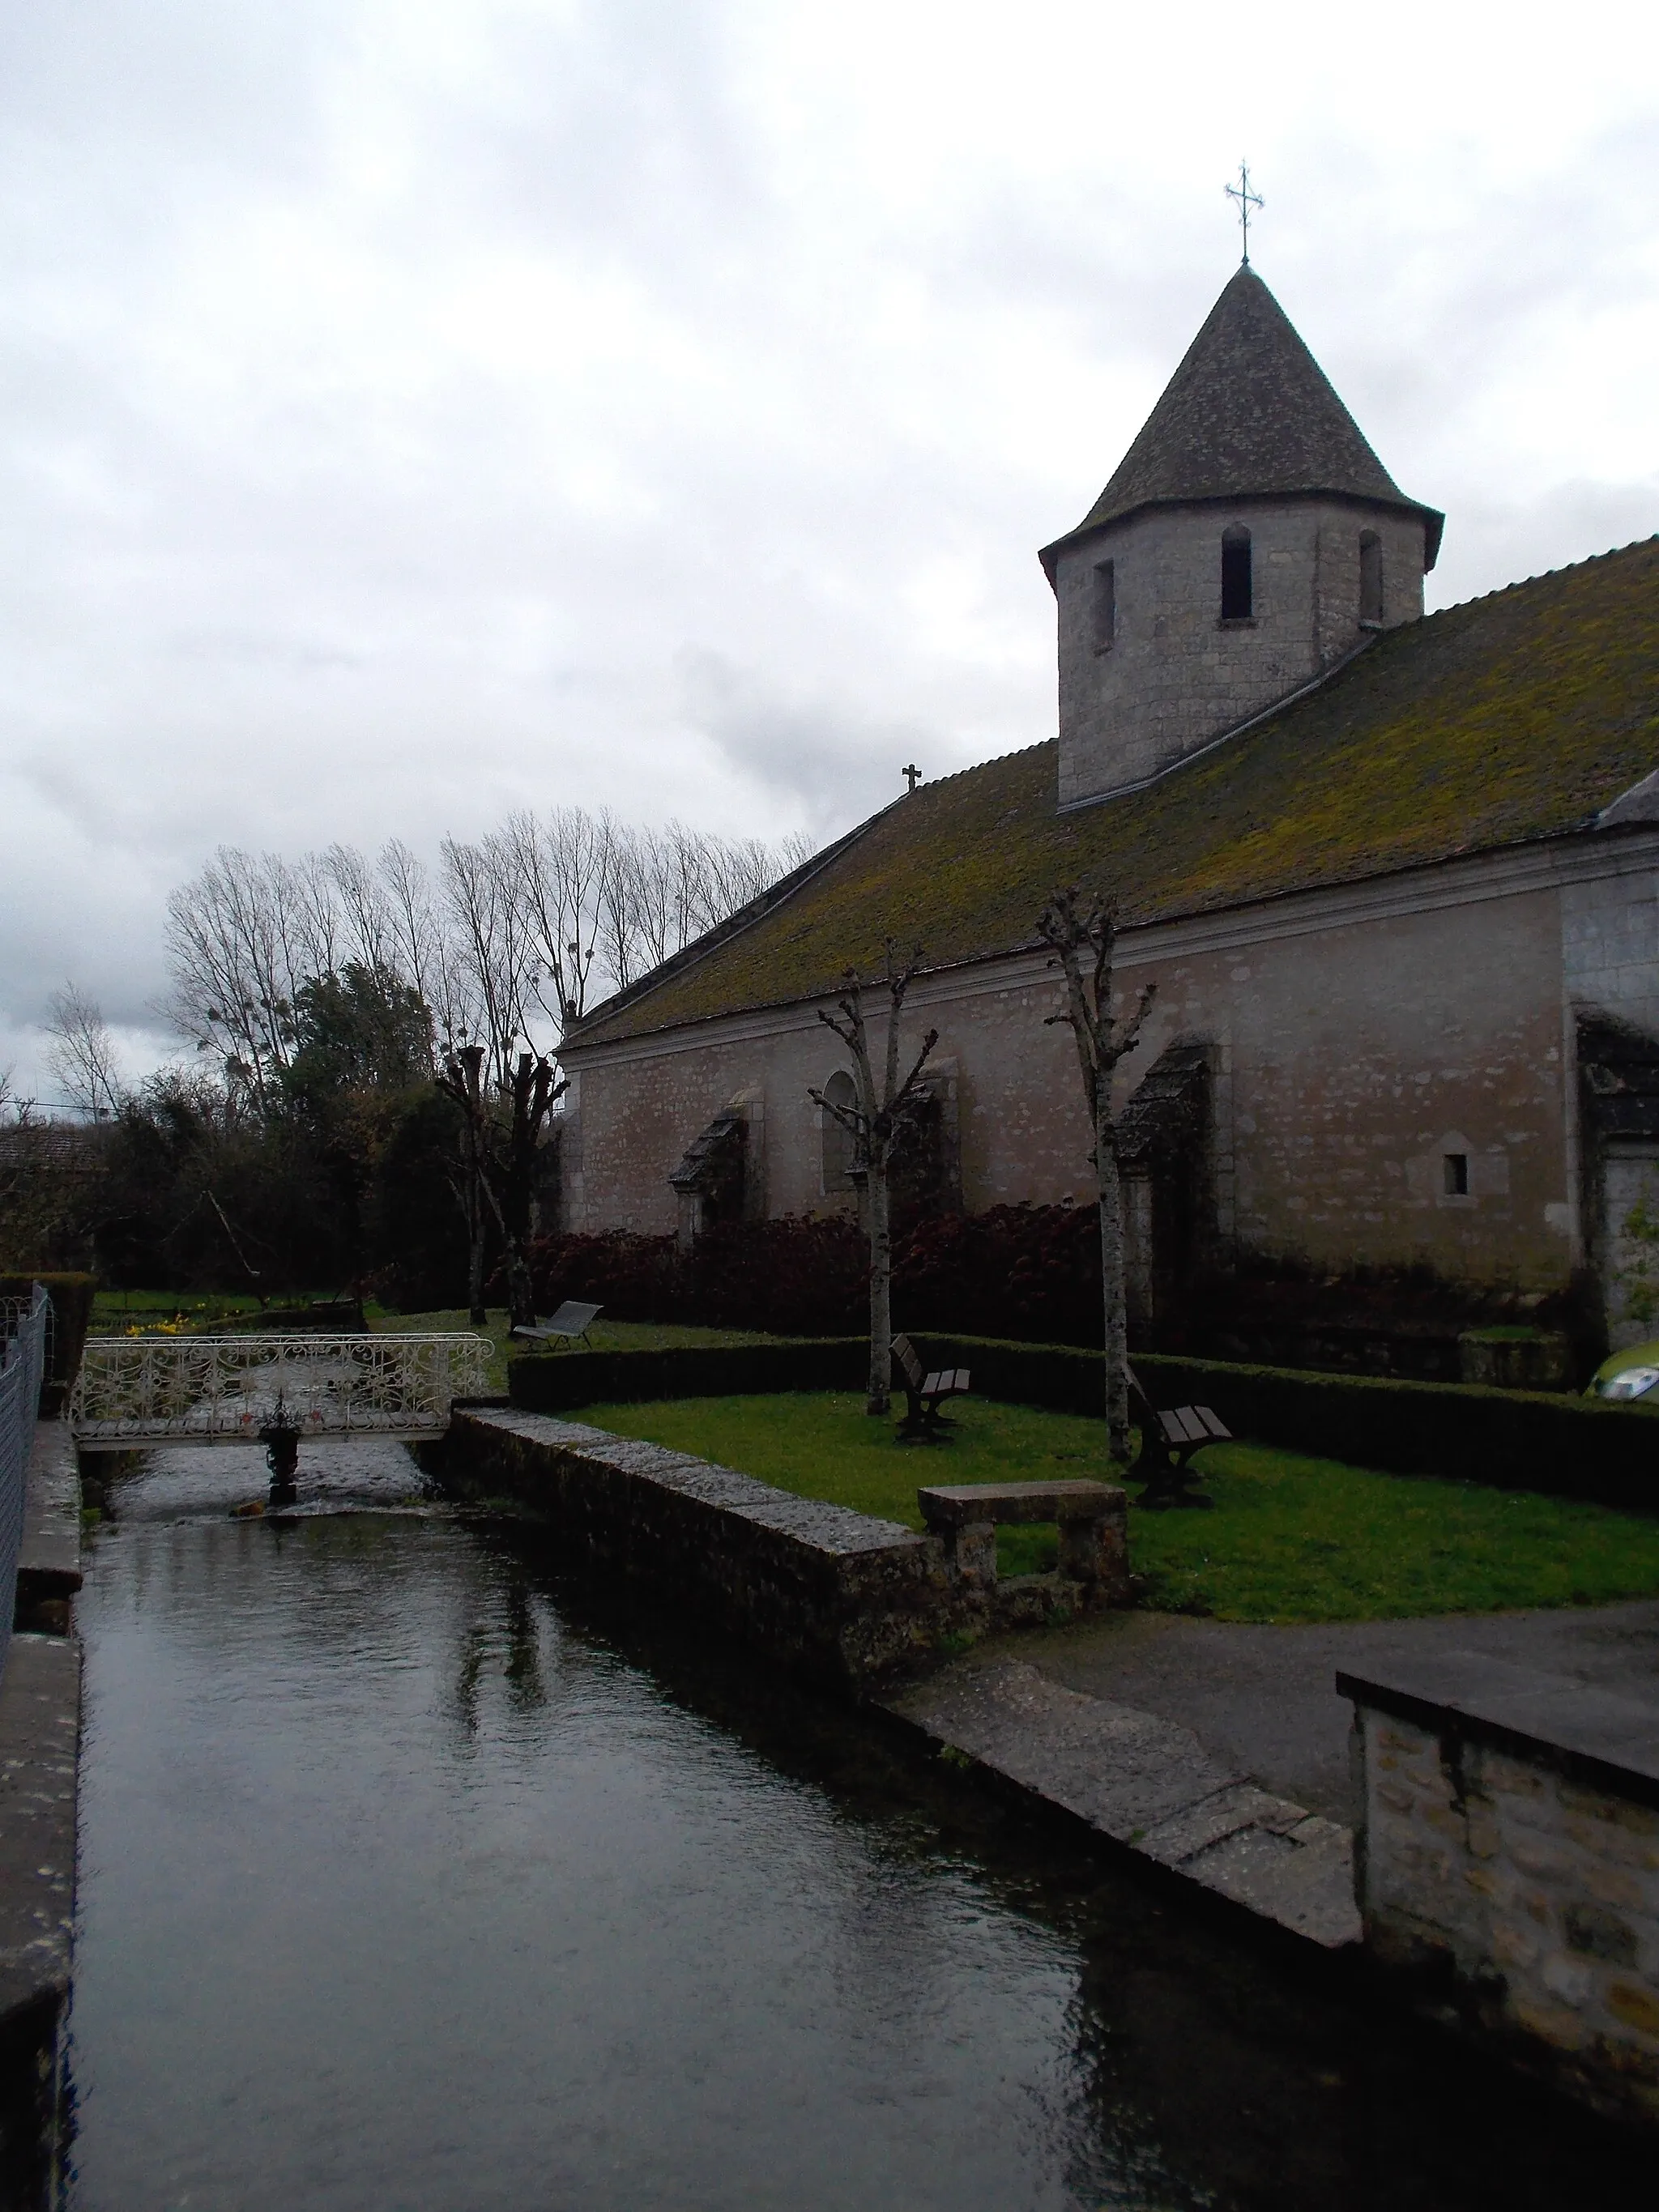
[569,537,1659,1052]
[1039,268,1443,576]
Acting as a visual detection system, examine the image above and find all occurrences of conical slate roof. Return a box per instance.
[1040,267,1442,577]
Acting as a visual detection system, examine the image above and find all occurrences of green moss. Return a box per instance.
[576,539,1659,1047]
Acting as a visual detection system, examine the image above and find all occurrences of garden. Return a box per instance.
[574,1387,1659,1626]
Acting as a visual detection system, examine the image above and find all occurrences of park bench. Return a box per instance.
[1125,1360,1231,1508]
[917,1479,1128,1598]
[512,1299,603,1351]
[891,1332,970,1442]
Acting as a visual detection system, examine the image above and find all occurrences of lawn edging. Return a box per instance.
[511,1332,1659,1511]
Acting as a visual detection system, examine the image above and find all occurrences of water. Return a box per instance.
[67,1443,1640,2210]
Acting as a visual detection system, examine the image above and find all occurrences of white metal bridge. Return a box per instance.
[69,1332,494,1452]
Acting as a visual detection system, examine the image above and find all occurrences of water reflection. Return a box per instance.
[67,1444,1639,2210]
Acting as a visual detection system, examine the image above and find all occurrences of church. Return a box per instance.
[555,263,1659,1357]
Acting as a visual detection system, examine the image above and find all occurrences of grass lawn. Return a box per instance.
[576,1389,1659,1625]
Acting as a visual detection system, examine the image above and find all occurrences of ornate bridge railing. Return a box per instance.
[69,1333,493,1451]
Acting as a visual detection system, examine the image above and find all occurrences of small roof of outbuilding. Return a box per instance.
[1039,267,1444,578]
[565,536,1659,1053]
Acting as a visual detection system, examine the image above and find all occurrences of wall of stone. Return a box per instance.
[1054,497,1427,808]
[563,855,1583,1293]
[1342,1654,1659,2128]
[433,1408,1126,1688]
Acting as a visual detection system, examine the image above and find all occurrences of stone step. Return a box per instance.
[883,1657,1361,1950]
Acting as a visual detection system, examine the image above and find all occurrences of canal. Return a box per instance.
[66,1442,1642,2210]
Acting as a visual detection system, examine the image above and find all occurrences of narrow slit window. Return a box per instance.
[1221,526,1252,620]
[1443,1153,1469,1197]
[1091,560,1115,653]
[1359,531,1383,625]
[821,1070,858,1193]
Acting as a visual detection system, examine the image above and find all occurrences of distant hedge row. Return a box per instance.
[510,1331,1659,1512]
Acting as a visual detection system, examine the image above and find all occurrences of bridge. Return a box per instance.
[69,1332,495,1458]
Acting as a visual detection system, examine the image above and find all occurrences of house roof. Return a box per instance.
[1039,267,1443,578]
[566,536,1659,1053]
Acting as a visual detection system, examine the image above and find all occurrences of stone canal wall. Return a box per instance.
[1341,1652,1659,2126]
[436,1409,1128,1690]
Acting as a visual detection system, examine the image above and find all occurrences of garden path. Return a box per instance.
[949,1597,1659,1827]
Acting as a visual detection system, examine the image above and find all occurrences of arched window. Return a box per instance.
[821,1069,859,1194]
[1358,531,1383,626]
[1220,526,1252,620]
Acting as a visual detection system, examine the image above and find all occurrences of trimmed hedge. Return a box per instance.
[510,1338,868,1413]
[514,1330,1659,1513]
[0,1272,96,1417]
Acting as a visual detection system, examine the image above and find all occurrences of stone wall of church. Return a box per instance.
[561,865,1580,1294]
[1055,497,1427,808]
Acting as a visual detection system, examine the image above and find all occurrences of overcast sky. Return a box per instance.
[4,0,1658,1101]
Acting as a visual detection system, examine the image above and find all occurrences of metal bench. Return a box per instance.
[1125,1360,1230,1508]
[892,1332,970,1442]
[512,1299,603,1351]
[917,1479,1128,1595]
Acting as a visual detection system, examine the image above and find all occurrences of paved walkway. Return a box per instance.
[993,1598,1659,1826]
[883,1596,1659,1954]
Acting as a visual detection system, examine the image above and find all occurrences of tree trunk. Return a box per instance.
[1096,1105,1132,1464]
[465,1144,488,1327]
[866,1163,892,1415]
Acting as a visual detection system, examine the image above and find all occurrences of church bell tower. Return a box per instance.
[1041,268,1443,810]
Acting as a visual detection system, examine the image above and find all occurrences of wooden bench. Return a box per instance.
[511,1298,603,1351]
[892,1333,970,1442]
[917,1479,1128,1597]
[1125,1361,1230,1508]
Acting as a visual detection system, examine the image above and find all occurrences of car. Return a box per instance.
[1587,1339,1659,1404]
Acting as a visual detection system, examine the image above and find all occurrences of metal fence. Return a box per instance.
[0,1285,50,1686]
[70,1332,493,1448]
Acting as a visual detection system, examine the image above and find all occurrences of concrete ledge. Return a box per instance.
[15,1424,82,1630]
[0,1635,79,2030]
[1337,1652,1659,1809]
[884,1658,1360,1950]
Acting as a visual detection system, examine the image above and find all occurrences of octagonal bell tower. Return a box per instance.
[1042,267,1443,810]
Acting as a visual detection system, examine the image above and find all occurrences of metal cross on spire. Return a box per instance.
[1225,160,1264,267]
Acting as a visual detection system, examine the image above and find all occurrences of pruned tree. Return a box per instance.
[499,1051,567,1329]
[809,940,939,1416]
[436,1043,495,1325]
[44,982,123,1120]
[1036,889,1157,1463]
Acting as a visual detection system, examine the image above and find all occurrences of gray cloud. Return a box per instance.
[2,1,1657,1094]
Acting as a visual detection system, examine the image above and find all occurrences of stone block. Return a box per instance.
[1509,1994,1589,2052]
[1608,1980,1659,2039]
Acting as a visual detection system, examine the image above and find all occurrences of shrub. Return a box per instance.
[521,1213,867,1335]
[892,1202,1102,1345]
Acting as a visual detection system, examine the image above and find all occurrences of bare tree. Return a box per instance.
[499,1052,567,1329]
[435,1043,495,1324]
[440,834,540,1088]
[506,806,615,1035]
[44,982,123,1119]
[809,942,939,1416]
[1035,889,1157,1464]
[377,838,454,1069]
[163,847,315,1110]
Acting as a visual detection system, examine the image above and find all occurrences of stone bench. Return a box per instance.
[917,1479,1128,1600]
